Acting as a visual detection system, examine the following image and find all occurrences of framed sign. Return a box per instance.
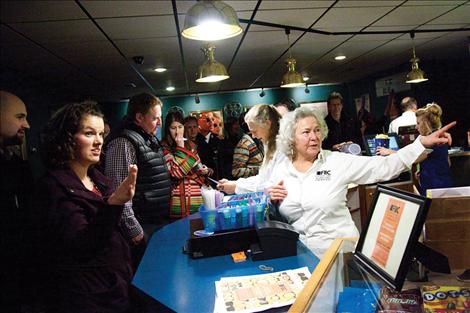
[354,185,431,291]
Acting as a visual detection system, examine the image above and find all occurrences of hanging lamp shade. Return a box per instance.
[182,0,242,41]
[406,32,428,84]
[281,57,304,88]
[196,44,229,83]
[280,28,304,88]
[406,55,428,83]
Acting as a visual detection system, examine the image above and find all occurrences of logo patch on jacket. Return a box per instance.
[315,170,331,181]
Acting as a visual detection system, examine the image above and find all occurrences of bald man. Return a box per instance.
[1,91,30,147]
[1,90,33,310]
[388,97,417,134]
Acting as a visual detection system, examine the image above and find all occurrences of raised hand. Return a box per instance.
[419,121,456,148]
[108,164,138,205]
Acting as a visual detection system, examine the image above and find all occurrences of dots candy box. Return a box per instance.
[420,285,470,313]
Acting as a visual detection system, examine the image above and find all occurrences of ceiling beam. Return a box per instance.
[217,0,263,92]
[171,0,190,95]
[248,0,340,88]
[74,0,157,95]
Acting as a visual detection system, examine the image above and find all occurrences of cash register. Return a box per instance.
[184,218,299,260]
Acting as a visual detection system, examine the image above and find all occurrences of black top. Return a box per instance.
[323,113,363,150]
[195,132,221,179]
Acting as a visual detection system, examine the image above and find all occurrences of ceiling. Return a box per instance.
[1,0,469,101]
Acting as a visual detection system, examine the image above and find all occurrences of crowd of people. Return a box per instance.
[0,89,459,312]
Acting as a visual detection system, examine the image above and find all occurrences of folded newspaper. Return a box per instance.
[214,267,311,313]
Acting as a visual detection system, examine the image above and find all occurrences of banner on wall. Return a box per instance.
[355,94,370,113]
[375,72,410,97]
[299,102,328,118]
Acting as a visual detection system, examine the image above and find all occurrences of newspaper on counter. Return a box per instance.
[214,267,311,313]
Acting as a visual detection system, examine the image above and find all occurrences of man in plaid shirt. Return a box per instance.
[103,93,171,265]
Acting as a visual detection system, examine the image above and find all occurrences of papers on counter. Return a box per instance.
[426,186,470,198]
[214,267,311,313]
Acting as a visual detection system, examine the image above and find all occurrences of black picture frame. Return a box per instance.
[354,185,431,291]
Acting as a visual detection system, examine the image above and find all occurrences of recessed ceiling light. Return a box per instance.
[166,86,175,91]
[335,55,346,61]
[154,67,167,73]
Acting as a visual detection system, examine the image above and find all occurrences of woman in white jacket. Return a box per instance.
[268,106,455,256]
[218,104,285,194]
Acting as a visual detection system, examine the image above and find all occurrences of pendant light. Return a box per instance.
[281,28,304,88]
[182,0,242,41]
[406,32,428,84]
[196,44,229,83]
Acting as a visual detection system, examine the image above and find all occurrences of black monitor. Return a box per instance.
[398,125,419,147]
[364,133,401,156]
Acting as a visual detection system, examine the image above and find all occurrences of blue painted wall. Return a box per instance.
[101,84,350,131]
[159,84,348,118]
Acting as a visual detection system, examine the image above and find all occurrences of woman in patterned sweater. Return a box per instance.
[162,111,210,219]
[232,112,264,178]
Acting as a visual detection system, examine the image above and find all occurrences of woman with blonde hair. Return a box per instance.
[377,102,454,195]
[218,104,284,194]
[414,103,453,195]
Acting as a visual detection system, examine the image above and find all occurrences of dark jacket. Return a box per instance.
[105,120,171,224]
[323,113,363,150]
[35,167,132,313]
[1,147,33,310]
[195,132,221,179]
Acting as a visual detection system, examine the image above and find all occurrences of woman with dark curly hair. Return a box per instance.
[36,101,137,313]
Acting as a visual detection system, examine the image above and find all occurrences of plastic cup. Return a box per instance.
[241,206,249,228]
[255,204,264,223]
[374,134,390,149]
[340,143,362,155]
[199,206,217,233]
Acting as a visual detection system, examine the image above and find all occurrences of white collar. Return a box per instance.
[204,132,211,142]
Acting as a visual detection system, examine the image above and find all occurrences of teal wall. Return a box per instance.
[159,84,348,118]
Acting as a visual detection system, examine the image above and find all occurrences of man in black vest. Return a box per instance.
[104,93,171,265]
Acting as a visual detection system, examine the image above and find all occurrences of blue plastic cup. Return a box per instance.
[255,204,264,223]
[199,205,217,233]
[242,206,249,228]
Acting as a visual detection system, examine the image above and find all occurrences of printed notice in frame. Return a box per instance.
[371,198,405,268]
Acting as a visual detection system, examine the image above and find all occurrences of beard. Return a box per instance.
[3,132,25,146]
